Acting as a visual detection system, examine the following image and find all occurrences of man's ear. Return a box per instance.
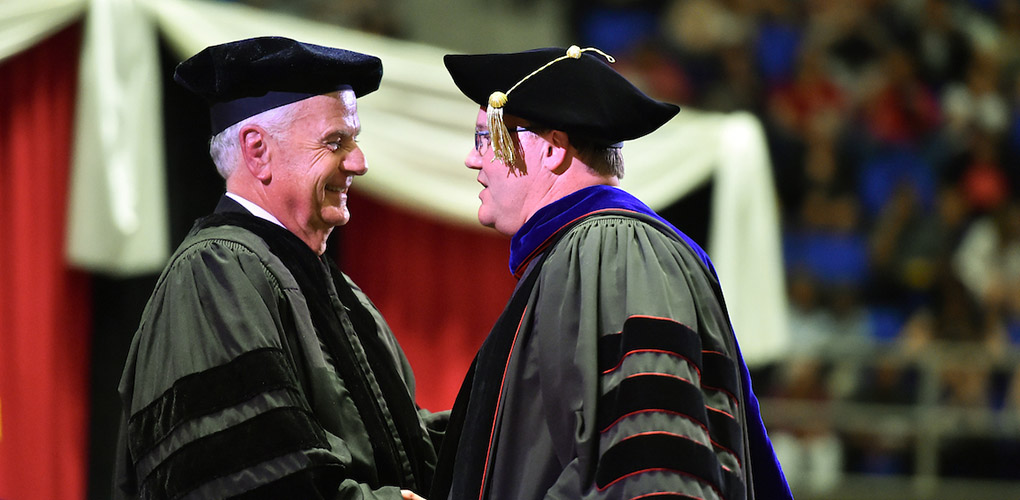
[541,130,570,174]
[240,125,272,183]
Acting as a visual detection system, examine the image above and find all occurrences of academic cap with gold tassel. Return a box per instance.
[444,45,680,172]
[485,46,614,169]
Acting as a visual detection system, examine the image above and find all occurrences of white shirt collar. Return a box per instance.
[225,192,286,228]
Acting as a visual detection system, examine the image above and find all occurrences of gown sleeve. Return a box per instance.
[531,215,751,500]
[115,237,411,500]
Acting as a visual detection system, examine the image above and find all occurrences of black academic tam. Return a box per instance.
[174,36,383,134]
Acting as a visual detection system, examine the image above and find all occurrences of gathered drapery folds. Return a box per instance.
[0,23,92,500]
[339,193,516,411]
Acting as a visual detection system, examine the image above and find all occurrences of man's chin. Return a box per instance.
[322,207,351,227]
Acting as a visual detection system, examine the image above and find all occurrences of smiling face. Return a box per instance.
[262,89,366,250]
[465,108,551,236]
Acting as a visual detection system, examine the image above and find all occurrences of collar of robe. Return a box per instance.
[508,185,713,278]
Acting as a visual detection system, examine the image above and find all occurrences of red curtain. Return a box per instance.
[0,24,92,500]
[341,194,516,411]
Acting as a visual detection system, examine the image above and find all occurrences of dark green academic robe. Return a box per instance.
[435,186,791,500]
[114,196,438,499]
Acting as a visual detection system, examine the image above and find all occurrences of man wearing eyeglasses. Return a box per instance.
[430,47,793,500]
[113,37,437,500]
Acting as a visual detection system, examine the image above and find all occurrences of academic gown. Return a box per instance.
[434,185,792,500]
[113,196,439,500]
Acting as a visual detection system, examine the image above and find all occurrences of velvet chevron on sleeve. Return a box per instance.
[595,316,746,500]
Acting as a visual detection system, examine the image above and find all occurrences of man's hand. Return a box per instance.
[401,489,425,500]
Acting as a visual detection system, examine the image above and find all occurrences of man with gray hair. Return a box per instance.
[114,37,437,500]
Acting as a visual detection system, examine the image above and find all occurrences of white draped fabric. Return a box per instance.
[1,0,788,363]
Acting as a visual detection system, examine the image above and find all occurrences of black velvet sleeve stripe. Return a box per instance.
[630,494,706,500]
[722,467,748,500]
[226,464,345,500]
[707,407,744,466]
[700,351,739,405]
[595,432,725,496]
[597,374,708,433]
[128,348,302,460]
[141,406,331,500]
[598,316,702,374]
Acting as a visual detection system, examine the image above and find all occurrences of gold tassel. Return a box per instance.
[485,45,615,175]
[487,90,520,173]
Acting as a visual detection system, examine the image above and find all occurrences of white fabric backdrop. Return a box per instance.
[1,0,788,364]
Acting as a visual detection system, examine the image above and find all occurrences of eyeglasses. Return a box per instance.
[474,131,491,156]
[474,127,532,156]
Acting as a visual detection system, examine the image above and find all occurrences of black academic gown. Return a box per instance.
[435,186,792,500]
[113,196,438,499]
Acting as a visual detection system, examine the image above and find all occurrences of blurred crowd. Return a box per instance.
[572,0,1020,493]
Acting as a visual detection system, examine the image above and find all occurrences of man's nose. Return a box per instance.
[465,146,482,170]
[344,146,368,175]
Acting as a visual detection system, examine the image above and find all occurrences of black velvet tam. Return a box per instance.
[443,47,679,145]
[174,36,383,134]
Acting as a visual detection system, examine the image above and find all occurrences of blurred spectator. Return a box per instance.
[751,0,803,88]
[661,0,756,108]
[767,46,847,139]
[806,0,890,99]
[866,180,944,330]
[699,42,762,112]
[858,47,942,148]
[663,0,749,55]
[941,52,1009,161]
[956,130,1011,213]
[996,0,1020,92]
[769,355,844,495]
[954,201,1020,314]
[913,0,974,90]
